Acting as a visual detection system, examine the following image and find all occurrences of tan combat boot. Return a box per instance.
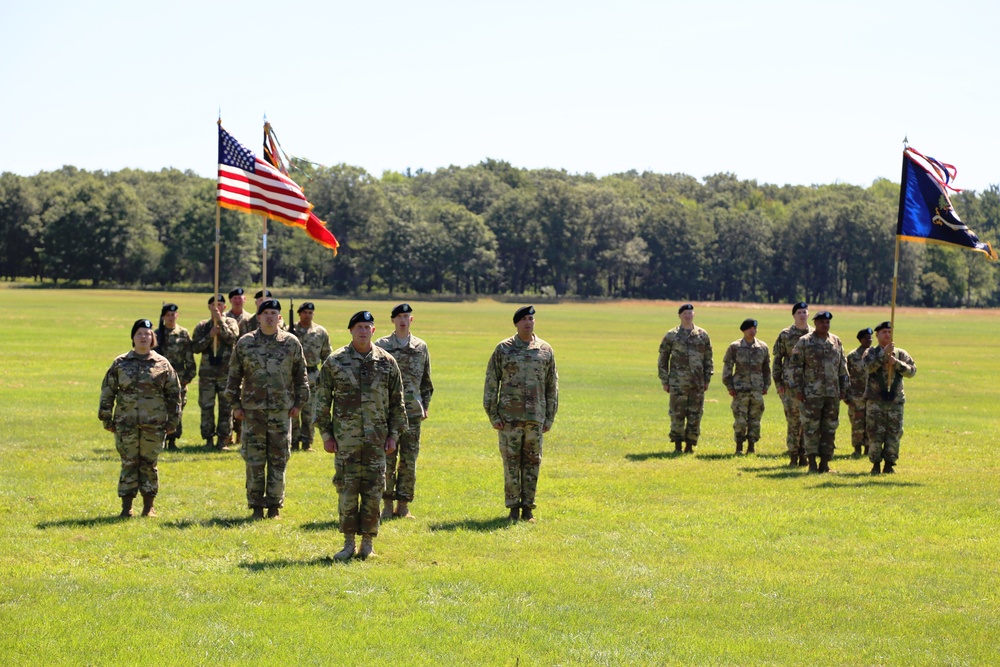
[119,495,135,519]
[380,499,394,521]
[334,535,356,562]
[358,535,376,560]
[141,495,156,517]
[395,501,414,519]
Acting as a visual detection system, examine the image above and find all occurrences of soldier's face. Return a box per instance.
[744,325,757,339]
[814,319,830,335]
[163,311,177,328]
[859,333,872,347]
[259,308,280,331]
[351,322,375,345]
[231,294,245,310]
[794,309,809,326]
[679,309,694,324]
[392,314,412,330]
[515,315,534,338]
[210,300,225,315]
[133,328,154,351]
[876,329,892,346]
[299,309,314,325]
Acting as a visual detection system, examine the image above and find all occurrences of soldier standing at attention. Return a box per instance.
[226,287,253,336]
[291,301,332,452]
[846,327,874,458]
[484,305,559,523]
[657,303,713,454]
[227,299,309,520]
[721,318,771,455]
[154,303,196,451]
[863,322,917,475]
[100,319,180,518]
[317,311,407,560]
[772,302,812,467]
[788,311,851,474]
[191,294,240,451]
[375,303,434,520]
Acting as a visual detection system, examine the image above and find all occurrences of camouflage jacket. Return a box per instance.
[226,309,254,337]
[722,337,771,394]
[484,335,559,429]
[293,322,333,371]
[846,345,871,401]
[789,332,850,400]
[862,345,916,404]
[226,329,310,412]
[314,344,407,448]
[375,333,433,419]
[772,325,811,390]
[657,326,713,390]
[154,324,196,386]
[99,350,181,432]
[191,315,240,375]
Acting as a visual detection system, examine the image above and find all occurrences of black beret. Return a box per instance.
[740,318,758,331]
[391,303,413,318]
[257,299,281,315]
[348,310,374,329]
[678,303,694,314]
[857,327,873,340]
[513,305,535,324]
[228,287,245,298]
[812,311,832,321]
[297,302,315,313]
[208,294,225,304]
[874,321,892,332]
[131,319,153,340]
[792,301,808,314]
[161,303,178,316]
[254,289,273,300]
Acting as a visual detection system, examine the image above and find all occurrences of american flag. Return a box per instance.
[217,125,311,226]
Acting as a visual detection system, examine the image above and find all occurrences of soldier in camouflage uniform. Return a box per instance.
[772,301,812,467]
[657,303,713,453]
[788,311,851,473]
[227,299,310,519]
[154,303,196,450]
[484,305,559,523]
[100,319,181,518]
[846,327,873,458]
[375,303,434,520]
[862,321,917,475]
[317,310,407,560]
[291,301,332,452]
[721,318,771,455]
[191,294,240,450]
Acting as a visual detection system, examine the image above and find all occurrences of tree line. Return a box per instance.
[1,160,998,306]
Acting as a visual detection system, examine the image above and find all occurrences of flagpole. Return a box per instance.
[262,219,268,296]
[213,199,221,356]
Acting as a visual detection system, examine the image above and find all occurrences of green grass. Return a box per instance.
[1,287,998,665]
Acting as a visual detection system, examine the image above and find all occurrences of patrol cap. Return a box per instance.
[297,302,315,313]
[792,301,808,314]
[391,303,413,319]
[874,321,892,332]
[812,311,833,321]
[678,303,694,314]
[254,289,273,300]
[228,287,245,298]
[257,299,281,315]
[131,319,153,340]
[348,310,375,329]
[161,303,178,316]
[208,294,225,305]
[857,327,873,340]
[513,305,535,324]
[740,318,758,331]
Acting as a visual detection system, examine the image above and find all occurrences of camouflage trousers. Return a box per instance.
[384,420,422,502]
[779,390,805,454]
[114,427,164,498]
[730,391,765,443]
[240,409,291,509]
[334,442,386,536]
[198,372,232,441]
[668,386,705,443]
[499,421,543,509]
[291,371,320,446]
[848,398,868,450]
[800,397,840,457]
[866,401,904,465]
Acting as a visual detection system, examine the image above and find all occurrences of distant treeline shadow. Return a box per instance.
[429,516,514,532]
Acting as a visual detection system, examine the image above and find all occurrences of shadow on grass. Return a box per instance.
[162,516,261,529]
[429,516,514,532]
[624,451,685,461]
[300,521,340,532]
[37,515,134,529]
[809,474,923,488]
[238,557,339,571]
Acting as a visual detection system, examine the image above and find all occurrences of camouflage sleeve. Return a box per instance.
[657,333,672,385]
[292,339,310,410]
[387,357,407,442]
[762,346,772,393]
[420,346,433,412]
[862,345,884,374]
[837,344,851,400]
[483,347,502,425]
[162,362,182,432]
[544,350,559,429]
[320,331,332,363]
[788,339,804,393]
[314,361,335,442]
[219,317,239,345]
[721,343,735,391]
[897,350,917,378]
[225,342,246,412]
[703,332,713,386]
[181,332,197,385]
[771,335,785,389]
[98,360,119,427]
[191,322,210,354]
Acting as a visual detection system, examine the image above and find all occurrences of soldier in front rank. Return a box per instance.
[227,299,309,519]
[99,319,181,518]
[773,301,812,467]
[317,310,407,560]
[846,327,873,458]
[154,303,196,450]
[863,321,917,475]
[244,288,273,333]
[191,294,240,451]
[657,303,713,453]
[291,301,332,452]
[484,305,559,523]
[226,287,253,335]
[721,318,771,455]
[375,303,434,520]
[788,311,851,474]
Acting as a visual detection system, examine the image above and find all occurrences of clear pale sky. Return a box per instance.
[3,0,999,190]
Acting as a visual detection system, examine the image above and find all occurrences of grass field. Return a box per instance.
[1,287,998,666]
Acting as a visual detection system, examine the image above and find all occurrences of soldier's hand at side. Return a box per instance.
[288,407,301,419]
[662,383,670,394]
[385,437,396,454]
[421,408,428,420]
[728,389,735,397]
[233,409,245,421]
[104,423,115,433]
[492,421,503,430]
[542,424,551,433]
[777,386,785,396]
[796,392,805,403]
[165,426,176,435]
[324,438,337,453]
[763,389,768,395]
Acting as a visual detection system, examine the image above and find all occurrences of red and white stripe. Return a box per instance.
[217,157,310,226]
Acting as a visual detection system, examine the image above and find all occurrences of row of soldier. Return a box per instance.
[658,301,917,475]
